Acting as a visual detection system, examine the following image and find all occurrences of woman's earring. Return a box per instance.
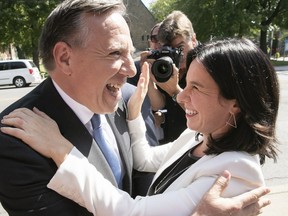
[226,113,237,128]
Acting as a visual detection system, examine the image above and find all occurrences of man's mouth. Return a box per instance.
[186,109,198,116]
[106,83,122,96]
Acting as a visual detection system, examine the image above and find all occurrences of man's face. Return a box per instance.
[149,25,161,50]
[169,35,196,71]
[62,12,136,114]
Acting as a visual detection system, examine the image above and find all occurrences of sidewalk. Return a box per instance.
[274,65,288,71]
[262,183,288,215]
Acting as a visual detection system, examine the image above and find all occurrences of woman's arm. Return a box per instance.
[126,64,172,171]
[127,115,172,171]
[0,110,270,216]
[48,147,201,216]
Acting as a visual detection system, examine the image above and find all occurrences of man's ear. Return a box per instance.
[53,42,72,75]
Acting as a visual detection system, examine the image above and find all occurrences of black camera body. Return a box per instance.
[147,46,182,82]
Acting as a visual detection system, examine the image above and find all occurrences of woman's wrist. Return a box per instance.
[51,139,74,167]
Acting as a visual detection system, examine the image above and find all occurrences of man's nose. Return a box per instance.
[121,55,137,78]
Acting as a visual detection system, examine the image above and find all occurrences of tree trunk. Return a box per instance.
[32,48,39,70]
[259,28,268,54]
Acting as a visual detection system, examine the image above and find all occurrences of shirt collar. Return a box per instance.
[52,80,93,126]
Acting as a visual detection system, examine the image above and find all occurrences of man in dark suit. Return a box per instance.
[0,0,136,215]
[0,0,270,216]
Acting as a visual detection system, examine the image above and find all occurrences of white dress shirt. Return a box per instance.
[52,80,122,164]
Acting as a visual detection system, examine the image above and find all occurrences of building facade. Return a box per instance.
[124,0,156,51]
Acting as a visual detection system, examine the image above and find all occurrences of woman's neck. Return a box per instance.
[191,140,207,157]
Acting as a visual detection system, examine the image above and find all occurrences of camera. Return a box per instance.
[147,46,182,82]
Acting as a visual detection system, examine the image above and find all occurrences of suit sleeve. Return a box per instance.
[0,133,84,216]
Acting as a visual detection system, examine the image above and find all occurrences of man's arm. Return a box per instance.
[193,171,271,216]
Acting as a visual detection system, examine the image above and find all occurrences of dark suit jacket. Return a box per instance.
[0,78,133,216]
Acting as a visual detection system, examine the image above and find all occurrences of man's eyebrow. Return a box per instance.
[175,41,185,47]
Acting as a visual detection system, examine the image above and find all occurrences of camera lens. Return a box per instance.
[151,56,173,82]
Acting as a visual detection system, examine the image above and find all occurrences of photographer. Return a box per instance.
[129,22,165,142]
[146,11,200,143]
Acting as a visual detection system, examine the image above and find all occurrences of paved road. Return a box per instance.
[261,69,288,215]
[1,69,288,215]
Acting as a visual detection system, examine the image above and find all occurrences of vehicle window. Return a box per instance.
[0,62,9,71]
[28,61,36,67]
[10,62,27,69]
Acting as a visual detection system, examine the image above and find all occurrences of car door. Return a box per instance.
[0,62,11,85]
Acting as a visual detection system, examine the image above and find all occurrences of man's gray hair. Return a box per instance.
[39,0,126,71]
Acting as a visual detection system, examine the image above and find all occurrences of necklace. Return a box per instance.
[154,162,191,194]
[153,147,200,195]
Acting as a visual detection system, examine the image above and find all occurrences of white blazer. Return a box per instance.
[48,116,265,216]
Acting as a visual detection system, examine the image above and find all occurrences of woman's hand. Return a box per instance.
[192,170,271,216]
[1,107,73,167]
[127,62,150,120]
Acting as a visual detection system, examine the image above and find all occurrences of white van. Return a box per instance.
[0,59,42,88]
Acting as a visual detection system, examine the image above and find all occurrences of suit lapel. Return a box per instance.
[105,99,133,192]
[33,78,93,157]
[34,78,132,191]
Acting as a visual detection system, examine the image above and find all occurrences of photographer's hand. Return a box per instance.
[140,50,153,67]
[154,64,182,97]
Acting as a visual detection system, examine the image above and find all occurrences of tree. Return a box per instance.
[150,0,288,53]
[257,0,288,53]
[150,0,177,21]
[0,0,61,68]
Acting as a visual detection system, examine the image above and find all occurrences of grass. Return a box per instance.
[270,59,288,67]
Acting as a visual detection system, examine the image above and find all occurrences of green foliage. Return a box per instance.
[0,0,61,66]
[150,0,178,21]
[150,0,288,49]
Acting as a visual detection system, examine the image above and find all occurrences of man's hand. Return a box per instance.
[193,170,271,216]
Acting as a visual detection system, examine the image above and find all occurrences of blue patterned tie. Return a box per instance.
[91,114,122,187]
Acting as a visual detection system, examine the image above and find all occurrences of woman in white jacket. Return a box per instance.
[1,38,279,216]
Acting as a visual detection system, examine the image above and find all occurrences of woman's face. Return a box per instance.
[177,59,237,138]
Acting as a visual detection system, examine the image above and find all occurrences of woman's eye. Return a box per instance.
[192,85,199,91]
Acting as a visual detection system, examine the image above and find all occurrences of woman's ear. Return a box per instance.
[53,42,72,76]
[230,99,241,114]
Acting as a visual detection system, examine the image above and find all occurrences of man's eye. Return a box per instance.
[110,51,121,56]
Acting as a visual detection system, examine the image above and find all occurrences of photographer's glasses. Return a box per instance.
[150,35,158,43]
